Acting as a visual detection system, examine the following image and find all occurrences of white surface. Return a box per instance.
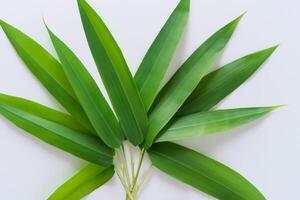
[0,0,298,199]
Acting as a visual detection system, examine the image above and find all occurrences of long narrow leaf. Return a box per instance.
[0,20,93,132]
[0,105,114,166]
[177,46,278,116]
[144,15,242,148]
[134,0,190,111]
[157,106,279,142]
[77,0,148,145]
[46,27,124,148]
[149,142,265,200]
[48,164,114,200]
[0,93,93,135]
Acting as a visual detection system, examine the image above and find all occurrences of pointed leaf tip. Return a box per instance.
[134,0,190,111]
[270,105,285,111]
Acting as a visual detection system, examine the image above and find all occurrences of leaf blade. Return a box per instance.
[144,15,242,148]
[157,106,278,142]
[48,164,114,200]
[177,46,278,115]
[0,20,93,132]
[77,0,148,145]
[0,93,93,135]
[0,104,114,166]
[46,28,123,148]
[149,142,266,200]
[134,0,190,110]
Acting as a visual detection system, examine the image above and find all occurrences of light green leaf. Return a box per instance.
[0,105,114,166]
[157,106,279,142]
[77,0,148,145]
[46,27,123,148]
[144,15,242,148]
[0,93,93,135]
[134,0,190,111]
[0,20,93,132]
[149,142,266,200]
[48,164,114,200]
[177,46,278,116]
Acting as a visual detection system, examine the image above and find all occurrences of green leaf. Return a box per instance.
[0,105,114,166]
[0,20,93,132]
[46,27,124,148]
[149,142,266,200]
[177,46,278,116]
[0,93,93,135]
[144,15,242,148]
[134,0,190,111]
[156,106,279,142]
[77,0,148,145]
[48,164,114,200]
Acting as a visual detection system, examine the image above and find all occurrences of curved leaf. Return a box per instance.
[0,93,93,135]
[78,0,148,145]
[135,0,190,111]
[48,164,114,200]
[46,28,123,148]
[0,104,114,166]
[177,46,278,115]
[157,106,279,142]
[149,142,265,200]
[0,20,93,132]
[144,15,242,148]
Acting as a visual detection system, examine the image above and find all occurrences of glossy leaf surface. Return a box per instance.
[0,93,93,135]
[47,28,124,148]
[0,105,114,166]
[149,142,265,200]
[135,0,190,111]
[144,15,242,148]
[78,0,148,145]
[157,106,278,142]
[48,164,114,200]
[0,20,93,131]
[177,46,278,115]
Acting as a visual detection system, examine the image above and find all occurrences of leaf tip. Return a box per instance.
[235,12,246,23]
[270,105,285,111]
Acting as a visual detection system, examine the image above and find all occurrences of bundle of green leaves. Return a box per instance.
[0,0,279,199]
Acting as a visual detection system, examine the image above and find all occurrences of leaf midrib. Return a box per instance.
[83,9,144,137]
[168,109,268,131]
[1,105,112,160]
[151,149,247,199]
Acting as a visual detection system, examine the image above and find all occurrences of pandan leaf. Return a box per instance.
[0,93,93,135]
[0,20,93,132]
[177,46,278,116]
[134,0,190,111]
[46,27,124,149]
[77,0,148,145]
[144,15,242,148]
[156,106,279,142]
[149,142,266,200]
[48,164,114,200]
[0,105,114,166]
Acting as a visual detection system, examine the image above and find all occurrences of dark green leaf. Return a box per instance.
[149,142,265,200]
[177,46,278,116]
[77,0,148,145]
[157,106,279,142]
[48,164,114,200]
[0,93,93,135]
[144,15,242,148]
[0,20,93,132]
[0,105,114,166]
[46,27,123,148]
[135,0,190,111]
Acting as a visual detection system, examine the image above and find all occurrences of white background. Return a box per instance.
[0,0,298,199]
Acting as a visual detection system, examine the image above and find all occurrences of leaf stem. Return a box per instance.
[131,148,145,192]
